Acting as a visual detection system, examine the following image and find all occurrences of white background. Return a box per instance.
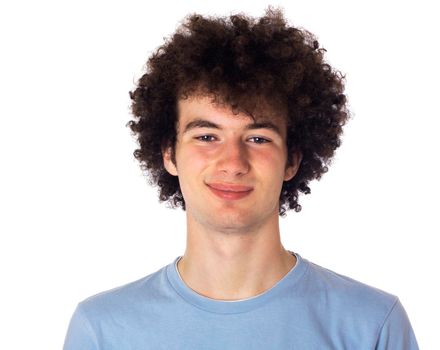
[0,0,438,349]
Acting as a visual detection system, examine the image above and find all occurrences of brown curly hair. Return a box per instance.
[126,6,350,217]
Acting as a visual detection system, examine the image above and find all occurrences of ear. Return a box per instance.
[162,145,178,176]
[284,151,302,181]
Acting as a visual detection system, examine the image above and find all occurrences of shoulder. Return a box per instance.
[292,255,418,348]
[64,264,172,349]
[301,257,398,322]
[76,264,169,322]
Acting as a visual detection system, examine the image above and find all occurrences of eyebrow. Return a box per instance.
[182,118,283,137]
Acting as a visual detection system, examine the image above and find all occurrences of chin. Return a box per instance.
[208,212,261,232]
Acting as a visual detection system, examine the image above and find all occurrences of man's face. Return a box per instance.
[163,94,301,234]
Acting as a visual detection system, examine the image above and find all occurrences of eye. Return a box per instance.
[195,135,217,142]
[249,136,270,144]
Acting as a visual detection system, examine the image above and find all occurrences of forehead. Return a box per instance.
[177,93,287,130]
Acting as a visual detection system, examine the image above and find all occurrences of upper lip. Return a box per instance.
[207,183,254,192]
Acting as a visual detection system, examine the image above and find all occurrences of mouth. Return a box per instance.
[206,183,253,200]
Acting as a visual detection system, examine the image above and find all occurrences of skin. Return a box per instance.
[162,94,302,301]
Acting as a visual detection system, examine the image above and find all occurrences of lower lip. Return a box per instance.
[208,186,252,200]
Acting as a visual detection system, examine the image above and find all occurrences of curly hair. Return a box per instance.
[127,6,350,217]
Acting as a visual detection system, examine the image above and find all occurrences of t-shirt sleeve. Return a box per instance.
[63,304,99,350]
[375,297,419,350]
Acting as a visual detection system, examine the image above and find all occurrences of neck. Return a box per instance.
[177,210,296,301]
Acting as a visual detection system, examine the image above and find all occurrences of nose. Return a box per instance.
[216,139,250,176]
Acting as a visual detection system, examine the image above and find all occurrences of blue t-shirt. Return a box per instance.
[63,251,419,349]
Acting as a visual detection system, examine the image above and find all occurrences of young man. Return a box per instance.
[64,8,419,349]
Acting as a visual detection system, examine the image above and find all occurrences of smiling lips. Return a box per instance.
[207,183,253,200]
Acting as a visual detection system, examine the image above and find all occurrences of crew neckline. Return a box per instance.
[166,250,308,314]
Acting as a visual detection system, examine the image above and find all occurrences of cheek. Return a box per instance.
[178,144,216,170]
[179,146,212,170]
[253,148,286,168]
[175,147,210,192]
[251,149,288,185]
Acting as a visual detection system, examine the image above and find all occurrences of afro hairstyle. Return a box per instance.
[127,6,350,216]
